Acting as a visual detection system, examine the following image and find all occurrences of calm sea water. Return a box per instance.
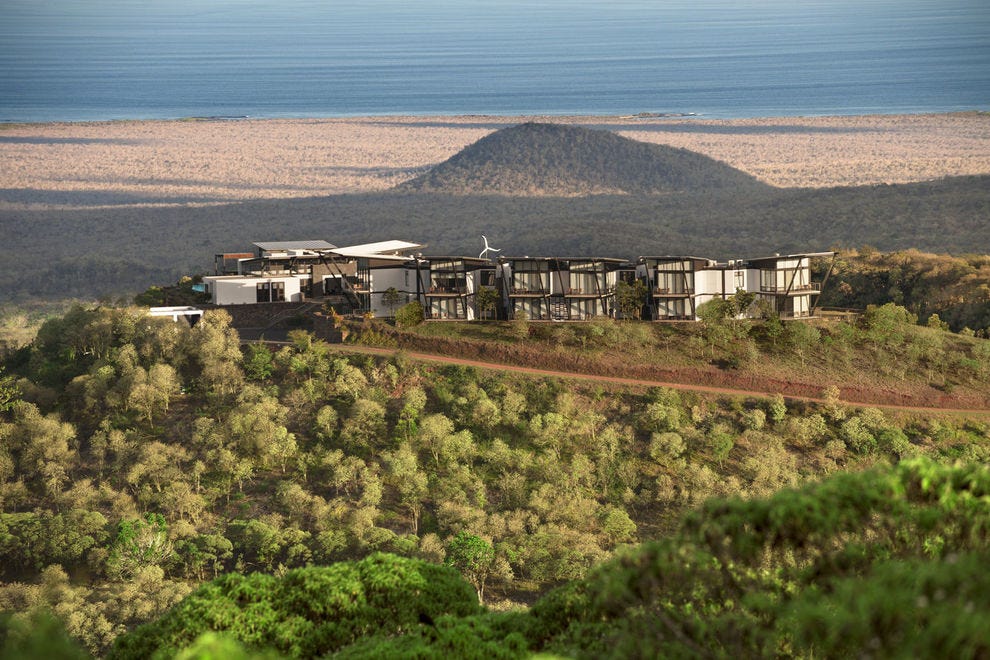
[1,0,988,122]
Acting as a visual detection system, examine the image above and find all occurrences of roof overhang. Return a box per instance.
[499,256,627,264]
[746,251,836,264]
[254,240,337,251]
[331,240,424,257]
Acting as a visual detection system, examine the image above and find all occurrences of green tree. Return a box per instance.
[383,443,429,534]
[126,441,190,497]
[107,513,174,580]
[926,313,950,331]
[339,399,388,454]
[0,366,21,415]
[382,287,401,318]
[615,279,647,320]
[861,302,916,347]
[475,287,500,320]
[0,610,90,660]
[708,424,735,467]
[396,386,427,440]
[313,405,339,443]
[696,298,735,358]
[445,532,496,606]
[731,287,757,317]
[242,344,274,381]
[785,322,821,367]
[767,394,787,424]
[762,314,785,349]
[126,364,180,427]
[108,555,479,659]
[7,402,78,499]
[414,413,457,466]
[133,286,166,307]
[640,387,683,433]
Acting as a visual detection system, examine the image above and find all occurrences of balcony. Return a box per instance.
[427,285,467,297]
[653,287,694,296]
[510,287,545,297]
[760,282,821,295]
[564,287,612,297]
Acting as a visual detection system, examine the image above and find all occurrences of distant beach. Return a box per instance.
[1,112,989,210]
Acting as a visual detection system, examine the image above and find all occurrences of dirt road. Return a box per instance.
[324,343,990,418]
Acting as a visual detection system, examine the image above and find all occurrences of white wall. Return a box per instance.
[204,275,303,305]
[694,269,722,298]
[367,267,414,317]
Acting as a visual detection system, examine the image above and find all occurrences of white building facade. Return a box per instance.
[637,253,830,320]
[197,238,833,323]
[498,257,626,320]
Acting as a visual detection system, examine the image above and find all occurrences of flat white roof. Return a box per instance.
[203,274,303,281]
[254,240,337,251]
[747,251,836,262]
[148,306,204,317]
[340,252,415,262]
[332,240,423,257]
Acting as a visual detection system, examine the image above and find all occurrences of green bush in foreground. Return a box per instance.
[104,459,990,658]
[108,553,480,659]
[523,457,990,658]
[334,458,990,659]
[0,610,89,660]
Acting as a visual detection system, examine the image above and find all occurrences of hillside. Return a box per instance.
[99,461,990,659]
[0,307,990,657]
[818,248,990,333]
[396,122,769,196]
[4,174,990,303]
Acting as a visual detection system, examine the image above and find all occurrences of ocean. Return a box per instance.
[1,0,988,122]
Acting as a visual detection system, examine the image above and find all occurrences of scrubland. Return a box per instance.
[2,112,988,209]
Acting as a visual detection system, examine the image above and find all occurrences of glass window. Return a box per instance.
[656,299,686,318]
[657,271,693,293]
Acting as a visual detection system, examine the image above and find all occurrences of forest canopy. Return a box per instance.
[1,304,989,656]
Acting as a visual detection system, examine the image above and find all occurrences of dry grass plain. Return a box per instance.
[2,112,989,209]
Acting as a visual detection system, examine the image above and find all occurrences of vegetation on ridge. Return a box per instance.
[18,460,990,658]
[818,248,990,334]
[396,122,768,196]
[1,304,989,655]
[4,115,990,305]
[383,299,990,408]
[4,177,990,302]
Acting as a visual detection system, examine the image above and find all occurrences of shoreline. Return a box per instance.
[2,111,989,206]
[3,108,986,127]
[4,108,987,127]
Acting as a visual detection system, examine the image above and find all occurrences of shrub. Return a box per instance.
[0,610,89,660]
[108,554,480,659]
[524,459,990,658]
[395,301,425,328]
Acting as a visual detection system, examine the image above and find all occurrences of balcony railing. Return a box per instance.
[654,287,694,296]
[760,282,821,294]
[564,286,614,296]
[427,286,467,296]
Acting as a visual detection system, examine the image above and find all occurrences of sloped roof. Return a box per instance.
[253,240,337,251]
[331,240,424,257]
[746,251,836,264]
[337,252,414,262]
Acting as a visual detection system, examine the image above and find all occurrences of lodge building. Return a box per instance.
[200,239,834,321]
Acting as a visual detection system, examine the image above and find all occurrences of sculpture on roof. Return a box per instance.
[479,235,501,259]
